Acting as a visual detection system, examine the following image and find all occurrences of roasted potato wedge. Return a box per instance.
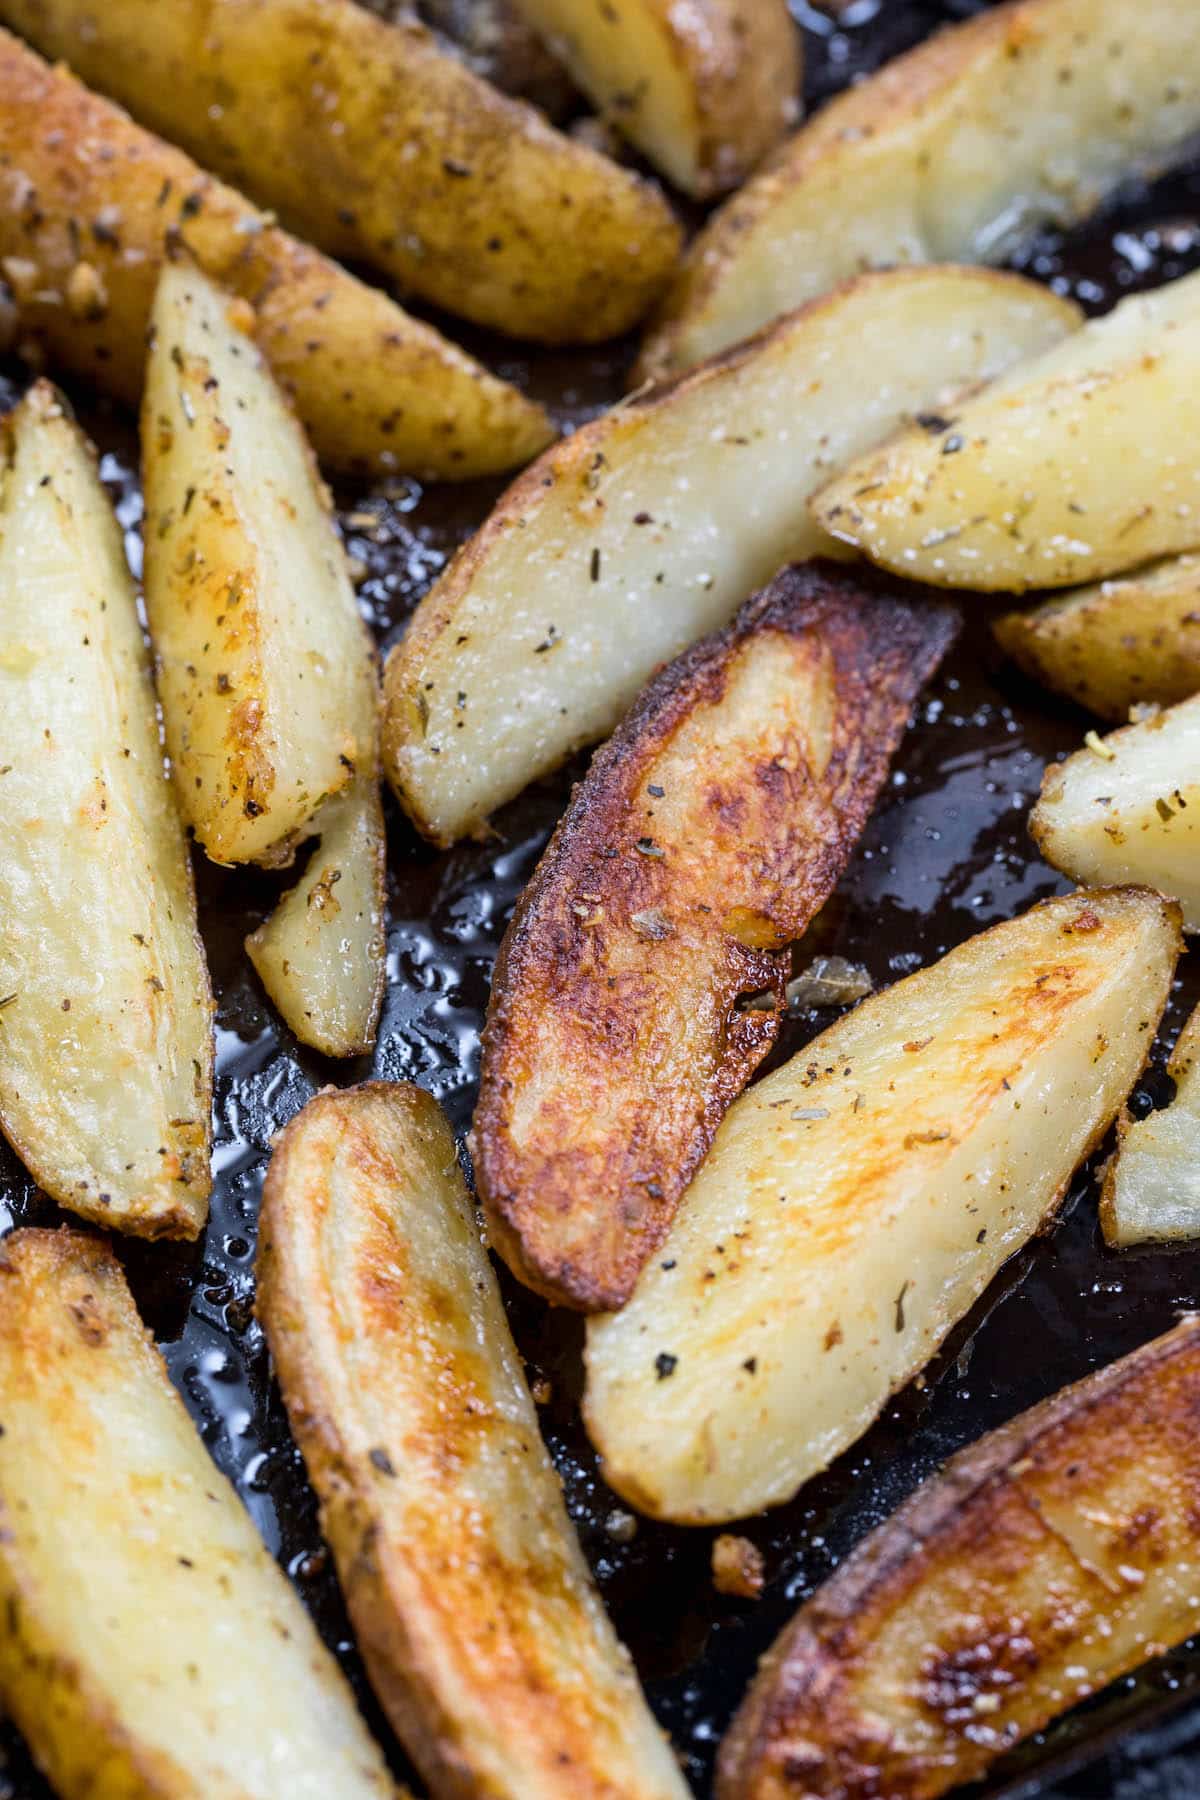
[383,266,1078,845]
[1030,698,1200,930]
[246,775,387,1057]
[640,0,1200,380]
[0,381,213,1240]
[0,31,550,478]
[1101,1006,1200,1247]
[475,562,956,1312]
[512,0,799,196]
[718,1317,1200,1800]
[584,888,1179,1523]
[2,0,681,344]
[257,1083,690,1800]
[0,1228,399,1800]
[815,271,1200,592]
[143,260,379,867]
[996,554,1200,720]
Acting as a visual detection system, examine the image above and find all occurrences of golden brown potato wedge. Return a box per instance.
[584,889,1179,1523]
[1,0,681,343]
[1102,1006,1200,1246]
[995,555,1200,720]
[0,1228,400,1800]
[511,0,799,196]
[0,381,213,1240]
[143,260,379,868]
[640,0,1200,380]
[257,1083,690,1800]
[717,1317,1200,1800]
[0,30,550,478]
[1030,697,1200,930]
[814,271,1200,592]
[474,562,956,1312]
[382,266,1078,845]
[246,776,387,1057]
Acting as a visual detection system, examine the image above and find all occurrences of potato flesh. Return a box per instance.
[584,889,1179,1524]
[1030,695,1200,930]
[816,272,1200,592]
[641,0,1200,377]
[383,266,1078,844]
[0,383,213,1239]
[257,1084,689,1800]
[144,261,378,866]
[475,564,955,1311]
[1101,1006,1200,1247]
[0,1229,397,1800]
[995,554,1200,720]
[0,0,681,343]
[512,0,799,196]
[717,1318,1200,1800]
[246,776,387,1057]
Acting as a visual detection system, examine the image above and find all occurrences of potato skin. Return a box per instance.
[257,1083,689,1800]
[0,29,550,477]
[0,0,682,342]
[718,1318,1200,1800]
[474,561,956,1311]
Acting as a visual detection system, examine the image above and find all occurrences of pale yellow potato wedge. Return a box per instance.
[383,266,1079,845]
[0,0,681,344]
[0,1228,400,1800]
[1101,1007,1200,1247]
[718,1318,1200,1800]
[512,0,799,196]
[814,271,1200,592]
[0,30,551,479]
[143,260,379,867]
[0,382,213,1240]
[246,776,387,1058]
[257,1083,690,1800]
[1031,697,1200,930]
[584,889,1179,1524]
[996,555,1200,720]
[640,0,1200,380]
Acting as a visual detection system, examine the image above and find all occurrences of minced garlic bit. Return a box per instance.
[65,260,109,323]
[1084,728,1116,761]
[712,1533,765,1599]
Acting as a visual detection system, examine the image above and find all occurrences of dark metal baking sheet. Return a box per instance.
[4,2,1200,1794]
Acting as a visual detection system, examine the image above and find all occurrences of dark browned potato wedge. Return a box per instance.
[0,0,682,343]
[718,1316,1200,1800]
[0,30,551,477]
[0,1228,401,1800]
[474,561,957,1312]
[257,1083,691,1800]
[640,0,1200,381]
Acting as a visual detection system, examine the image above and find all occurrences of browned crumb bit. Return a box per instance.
[712,1533,764,1599]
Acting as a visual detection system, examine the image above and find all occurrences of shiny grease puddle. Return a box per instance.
[6,5,1200,1796]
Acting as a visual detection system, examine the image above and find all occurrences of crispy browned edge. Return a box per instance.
[717,1312,1200,1800]
[635,0,1027,382]
[471,559,958,1311]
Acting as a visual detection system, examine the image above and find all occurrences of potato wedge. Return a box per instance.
[995,555,1200,721]
[717,1317,1200,1800]
[475,562,956,1312]
[511,0,799,196]
[143,260,379,867]
[0,0,681,344]
[0,1228,399,1800]
[257,1083,690,1800]
[1101,1007,1200,1247]
[639,0,1200,380]
[246,776,387,1058]
[382,266,1078,845]
[814,272,1200,592]
[1030,698,1200,929]
[584,888,1179,1523]
[0,30,550,478]
[0,381,213,1240]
